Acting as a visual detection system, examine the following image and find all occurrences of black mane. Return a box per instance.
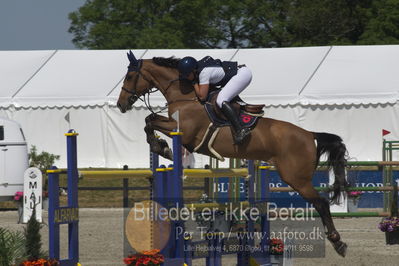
[152,57,180,69]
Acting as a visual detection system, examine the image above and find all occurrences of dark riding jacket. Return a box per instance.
[196,56,238,88]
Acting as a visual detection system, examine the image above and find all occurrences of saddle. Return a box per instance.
[204,90,265,128]
[193,90,265,161]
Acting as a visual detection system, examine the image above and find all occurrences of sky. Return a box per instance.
[0,0,86,50]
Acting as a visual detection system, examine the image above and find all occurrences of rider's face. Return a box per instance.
[187,71,195,81]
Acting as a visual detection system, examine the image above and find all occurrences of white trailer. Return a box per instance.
[0,117,28,201]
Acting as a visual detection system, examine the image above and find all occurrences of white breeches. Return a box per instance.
[216,66,252,107]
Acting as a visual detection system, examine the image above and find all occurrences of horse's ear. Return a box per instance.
[127,50,138,66]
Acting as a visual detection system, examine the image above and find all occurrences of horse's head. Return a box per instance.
[117,51,153,113]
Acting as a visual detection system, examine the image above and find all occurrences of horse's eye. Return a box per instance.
[126,74,132,81]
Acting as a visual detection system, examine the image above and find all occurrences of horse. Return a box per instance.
[117,51,349,257]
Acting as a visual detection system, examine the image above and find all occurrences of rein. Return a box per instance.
[162,78,199,106]
[122,61,198,113]
[122,60,198,111]
[122,60,162,113]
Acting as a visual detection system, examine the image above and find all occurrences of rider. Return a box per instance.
[178,56,252,144]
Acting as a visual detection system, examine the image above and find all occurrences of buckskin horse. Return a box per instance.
[117,51,348,257]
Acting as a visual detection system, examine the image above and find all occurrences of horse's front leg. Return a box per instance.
[145,113,177,160]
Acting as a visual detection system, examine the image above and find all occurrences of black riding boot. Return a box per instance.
[221,101,251,144]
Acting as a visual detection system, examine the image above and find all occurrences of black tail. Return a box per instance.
[314,132,349,204]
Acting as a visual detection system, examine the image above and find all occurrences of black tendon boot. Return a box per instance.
[221,101,251,144]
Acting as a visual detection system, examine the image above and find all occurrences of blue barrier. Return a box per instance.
[216,169,395,209]
[48,130,79,266]
[48,130,272,266]
[154,132,272,266]
[351,170,385,208]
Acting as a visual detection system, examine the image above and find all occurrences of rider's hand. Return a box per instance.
[193,83,206,104]
[198,97,207,104]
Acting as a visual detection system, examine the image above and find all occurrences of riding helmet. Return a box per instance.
[178,56,198,78]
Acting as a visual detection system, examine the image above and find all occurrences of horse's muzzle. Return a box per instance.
[128,95,139,106]
[117,95,138,113]
[117,101,127,113]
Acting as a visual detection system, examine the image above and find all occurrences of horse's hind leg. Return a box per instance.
[145,114,176,160]
[275,160,347,257]
[297,184,347,257]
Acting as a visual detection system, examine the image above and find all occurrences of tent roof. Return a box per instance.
[1,45,399,108]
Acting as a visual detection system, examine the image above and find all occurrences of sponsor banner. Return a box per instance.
[214,170,393,208]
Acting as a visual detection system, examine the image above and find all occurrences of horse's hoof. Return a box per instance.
[163,147,173,160]
[333,241,347,257]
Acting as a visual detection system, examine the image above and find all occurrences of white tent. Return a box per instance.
[1,46,399,168]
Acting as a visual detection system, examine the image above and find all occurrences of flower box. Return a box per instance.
[269,238,284,265]
[347,197,359,212]
[385,230,399,245]
[20,258,59,265]
[123,249,164,266]
[270,254,283,266]
[346,191,362,212]
[379,217,399,245]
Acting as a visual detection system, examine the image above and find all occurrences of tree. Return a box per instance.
[28,146,60,176]
[243,0,293,47]
[69,0,176,49]
[68,0,251,49]
[359,0,399,44]
[244,0,375,47]
[68,0,399,49]
[24,208,45,262]
[204,0,250,48]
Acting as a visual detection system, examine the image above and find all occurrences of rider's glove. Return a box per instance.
[198,97,206,105]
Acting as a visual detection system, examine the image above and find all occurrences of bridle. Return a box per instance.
[121,58,198,113]
[121,59,160,113]
[122,60,145,103]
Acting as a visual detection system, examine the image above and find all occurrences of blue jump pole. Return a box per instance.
[154,165,172,262]
[66,130,79,263]
[206,234,222,266]
[150,151,159,174]
[258,163,271,265]
[48,130,79,266]
[170,131,185,263]
[156,131,185,266]
[236,160,255,266]
[159,131,273,266]
[247,159,255,247]
[154,165,167,208]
